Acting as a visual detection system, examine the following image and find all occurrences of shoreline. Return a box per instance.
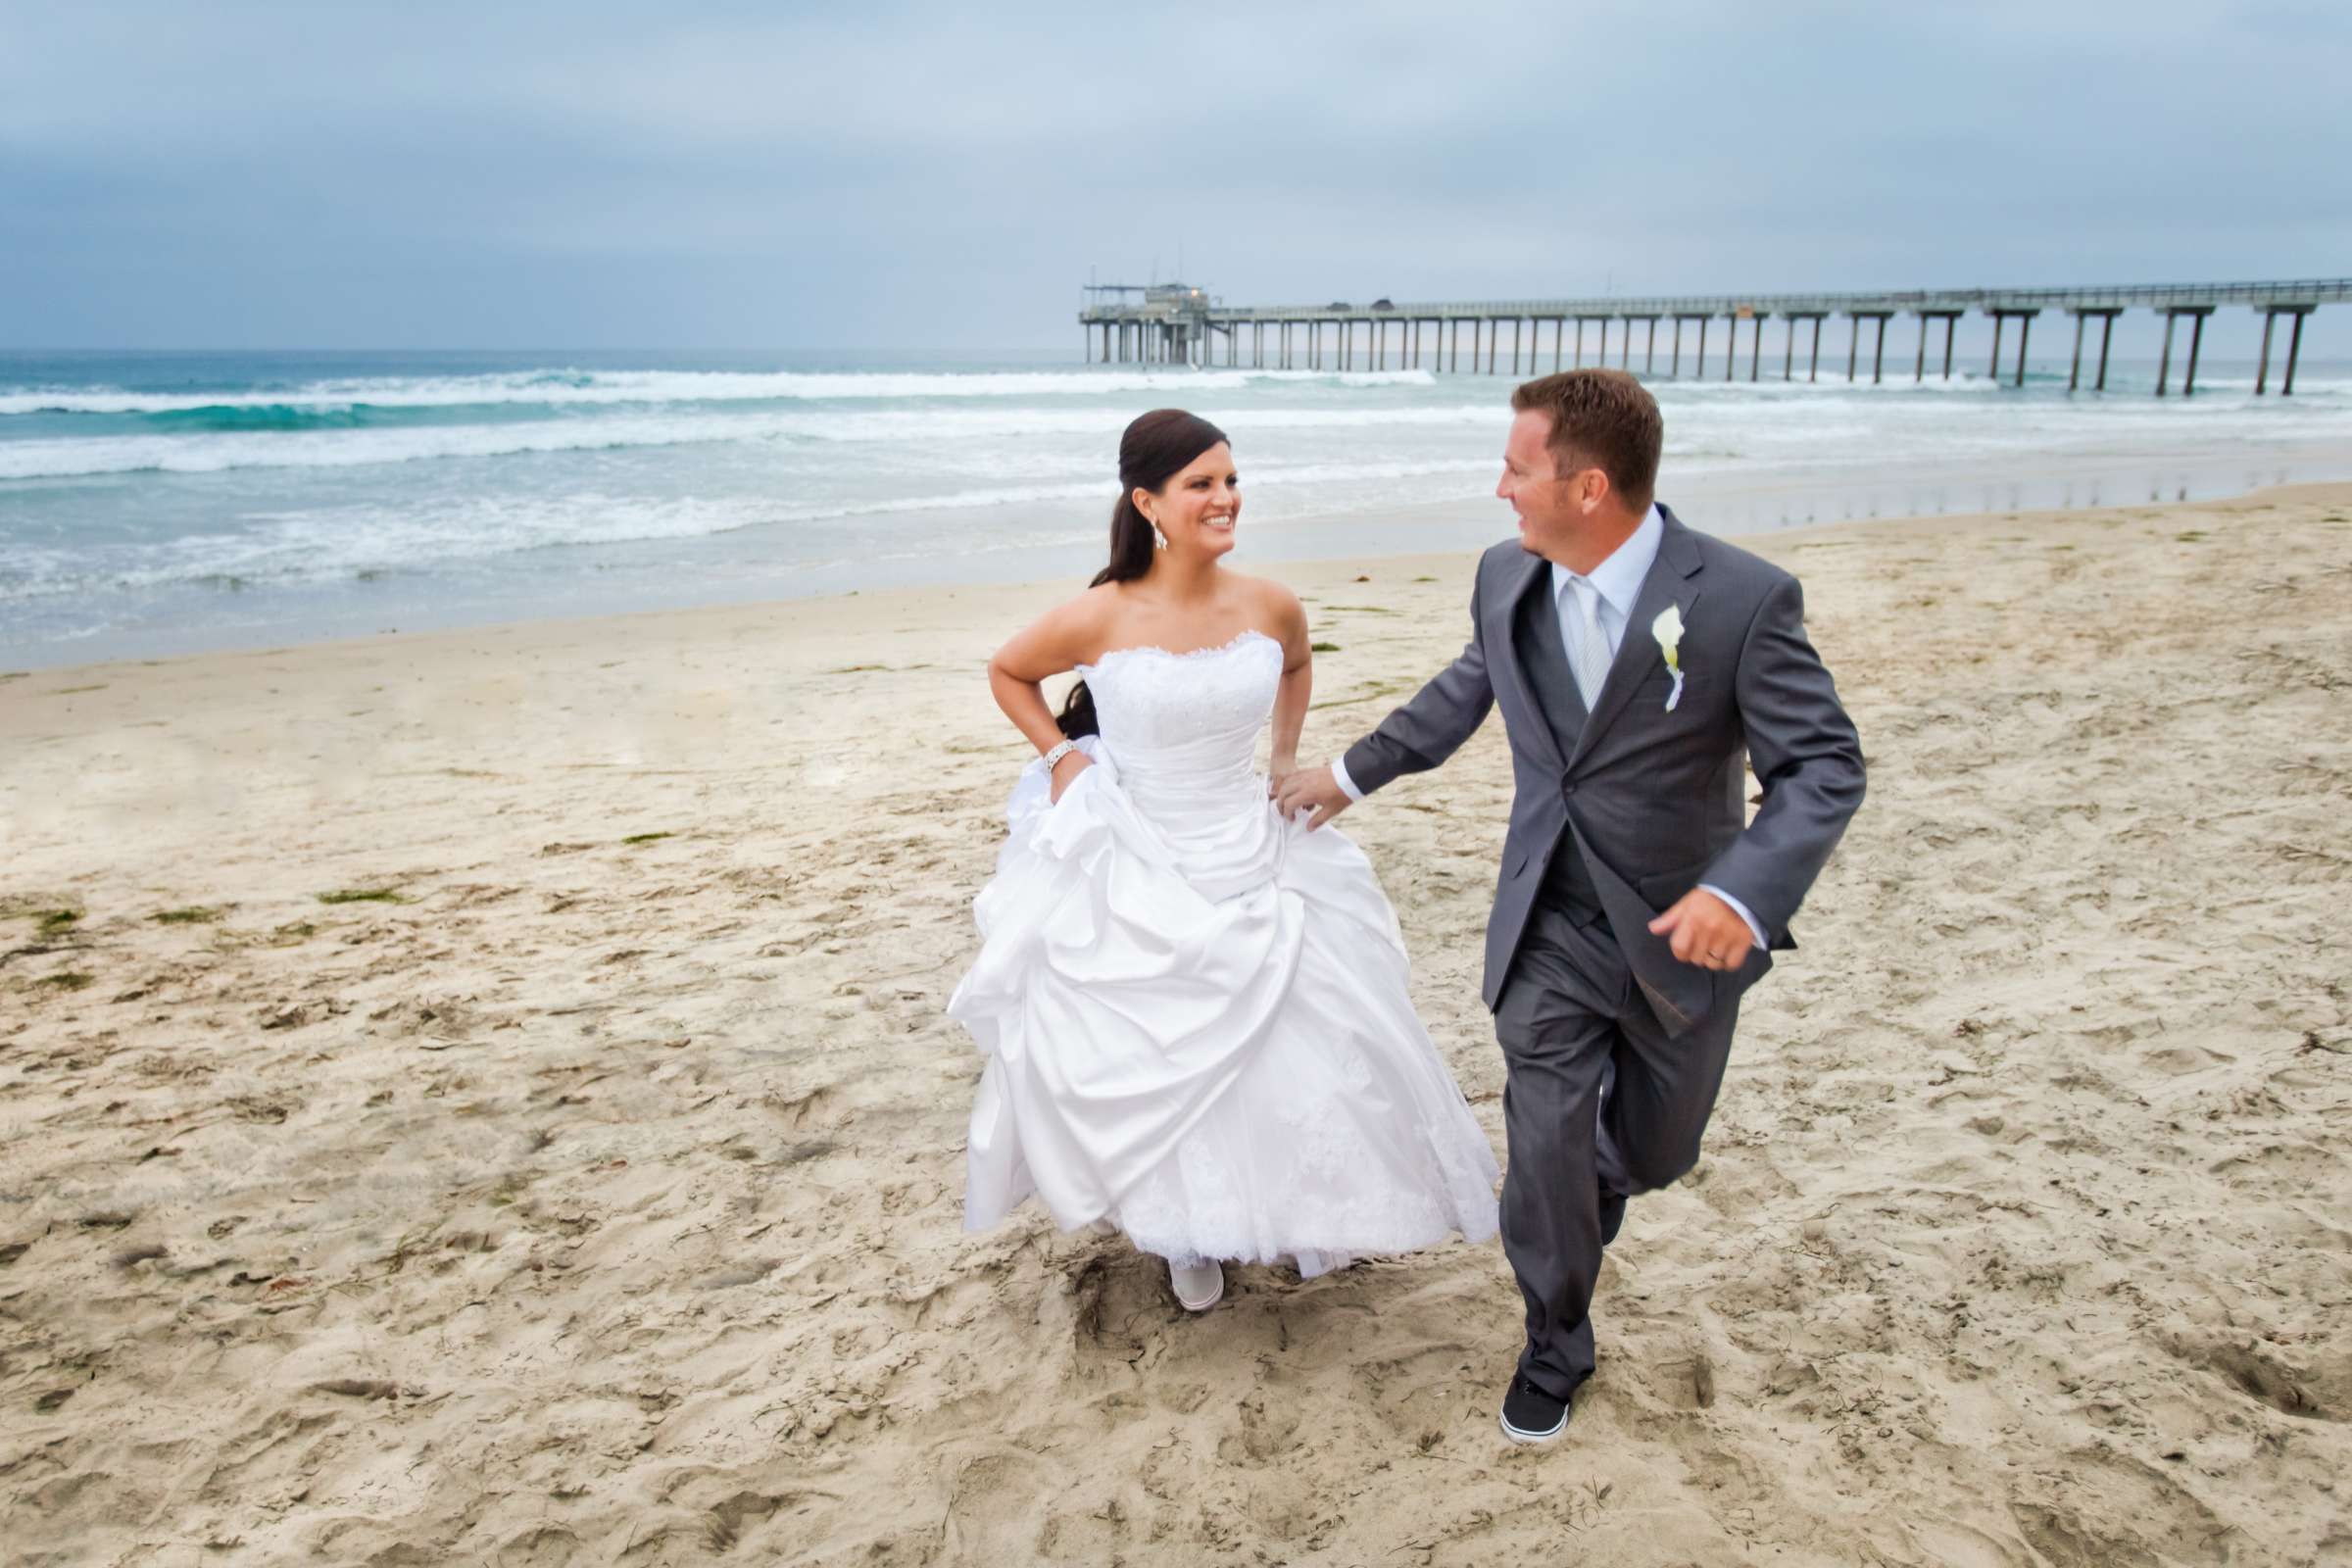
[7,471,2351,687]
[8,432,2352,673]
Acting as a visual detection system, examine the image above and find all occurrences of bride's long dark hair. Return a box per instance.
[1056,409,1231,739]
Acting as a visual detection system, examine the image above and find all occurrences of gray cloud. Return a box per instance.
[3,0,2346,348]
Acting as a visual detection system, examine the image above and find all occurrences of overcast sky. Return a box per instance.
[4,1,2347,350]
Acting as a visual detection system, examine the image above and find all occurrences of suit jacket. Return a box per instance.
[1342,504,1865,1035]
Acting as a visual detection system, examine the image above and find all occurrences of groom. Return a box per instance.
[1276,369,1865,1445]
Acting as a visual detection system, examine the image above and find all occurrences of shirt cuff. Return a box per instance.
[1329,756,1365,803]
[1699,884,1768,949]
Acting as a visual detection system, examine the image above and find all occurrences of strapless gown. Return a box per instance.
[948,629,1499,1277]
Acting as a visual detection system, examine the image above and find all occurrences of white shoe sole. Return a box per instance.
[1498,1408,1568,1446]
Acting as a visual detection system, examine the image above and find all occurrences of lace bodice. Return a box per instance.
[1075,628,1281,765]
[1063,628,1286,895]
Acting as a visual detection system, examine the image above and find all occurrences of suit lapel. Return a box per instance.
[1491,549,1570,773]
[1569,507,1704,770]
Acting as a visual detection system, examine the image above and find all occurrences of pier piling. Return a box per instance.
[2255,304,2316,394]
[1984,309,2040,388]
[1913,310,1962,381]
[2161,306,2216,396]
[2066,307,2122,391]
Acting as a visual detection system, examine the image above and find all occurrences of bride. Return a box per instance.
[948,409,1498,1311]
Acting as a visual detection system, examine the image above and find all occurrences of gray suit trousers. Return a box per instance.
[1494,893,1740,1400]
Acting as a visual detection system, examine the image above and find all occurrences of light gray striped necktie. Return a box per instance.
[1559,575,1612,710]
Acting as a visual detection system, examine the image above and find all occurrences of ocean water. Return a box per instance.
[3,347,2349,668]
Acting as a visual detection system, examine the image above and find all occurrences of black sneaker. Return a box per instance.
[1498,1374,1571,1445]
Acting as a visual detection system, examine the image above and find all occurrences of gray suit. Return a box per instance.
[1343,504,1864,1398]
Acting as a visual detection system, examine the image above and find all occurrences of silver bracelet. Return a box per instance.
[1042,738,1078,770]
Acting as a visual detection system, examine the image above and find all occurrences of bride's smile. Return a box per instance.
[1144,447,1242,554]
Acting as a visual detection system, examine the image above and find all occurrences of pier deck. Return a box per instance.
[1080,277,2348,395]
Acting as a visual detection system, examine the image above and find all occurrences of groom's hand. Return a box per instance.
[1649,890,1754,971]
[1272,764,1351,831]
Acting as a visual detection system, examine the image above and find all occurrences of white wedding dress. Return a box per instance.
[949,629,1499,1277]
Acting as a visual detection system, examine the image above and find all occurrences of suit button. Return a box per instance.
[1562,782,1577,797]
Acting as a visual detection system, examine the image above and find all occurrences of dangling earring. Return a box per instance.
[1152,523,1168,551]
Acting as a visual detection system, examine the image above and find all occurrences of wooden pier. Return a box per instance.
[1080,278,2348,396]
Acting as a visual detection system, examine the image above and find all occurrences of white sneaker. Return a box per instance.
[1169,1258,1224,1311]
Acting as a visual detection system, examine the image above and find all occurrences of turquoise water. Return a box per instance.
[3,347,2349,668]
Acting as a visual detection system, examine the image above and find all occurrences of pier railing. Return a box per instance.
[1080,276,2347,396]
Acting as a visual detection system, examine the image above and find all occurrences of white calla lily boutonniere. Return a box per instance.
[1652,605,1686,711]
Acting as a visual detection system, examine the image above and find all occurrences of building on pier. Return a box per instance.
[1078,278,2347,397]
[1081,281,1215,368]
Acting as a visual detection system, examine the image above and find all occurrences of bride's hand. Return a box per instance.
[1049,751,1094,804]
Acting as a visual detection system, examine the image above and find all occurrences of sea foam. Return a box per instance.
[0,366,1439,417]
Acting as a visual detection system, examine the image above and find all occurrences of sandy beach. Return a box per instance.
[4,482,2349,1565]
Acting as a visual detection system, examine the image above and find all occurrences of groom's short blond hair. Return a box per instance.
[1511,369,1661,512]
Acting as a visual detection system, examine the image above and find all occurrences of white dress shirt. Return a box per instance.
[1327,505,1766,949]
